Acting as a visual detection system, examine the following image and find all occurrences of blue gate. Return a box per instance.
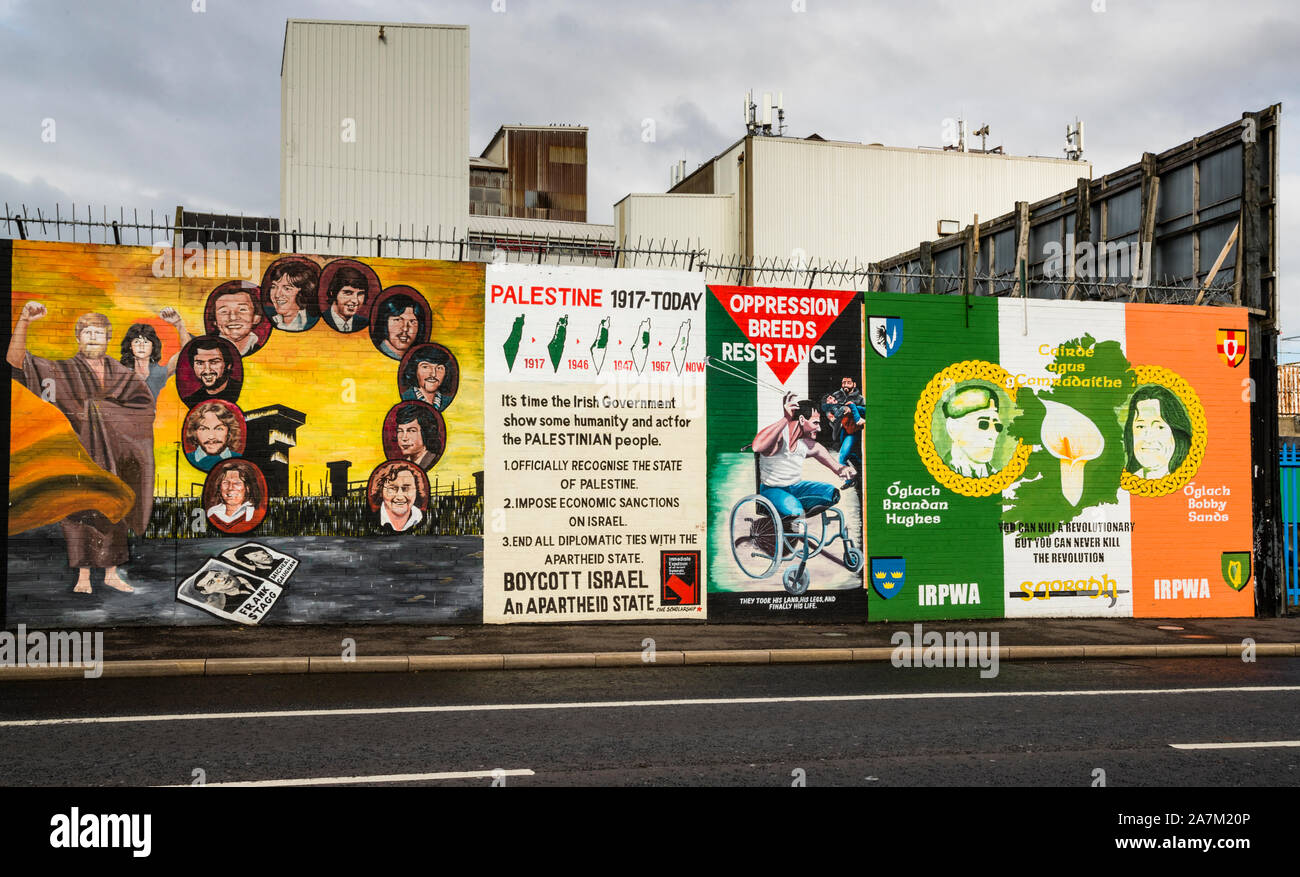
[1281,443,1300,608]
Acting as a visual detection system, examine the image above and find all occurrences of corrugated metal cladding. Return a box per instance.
[750,137,1089,267]
[1280,364,1300,415]
[501,129,588,222]
[280,20,469,256]
[614,195,734,266]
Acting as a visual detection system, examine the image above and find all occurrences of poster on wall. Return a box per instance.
[863,292,1254,620]
[6,241,485,627]
[482,264,708,623]
[705,285,866,621]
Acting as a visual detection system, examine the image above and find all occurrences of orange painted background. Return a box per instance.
[9,242,485,498]
[1126,303,1254,617]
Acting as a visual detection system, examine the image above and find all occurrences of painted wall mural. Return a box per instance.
[6,241,484,626]
[2,240,1258,626]
[482,265,708,623]
[863,292,1254,620]
[706,285,866,621]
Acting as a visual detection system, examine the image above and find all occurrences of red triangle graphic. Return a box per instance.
[710,285,859,384]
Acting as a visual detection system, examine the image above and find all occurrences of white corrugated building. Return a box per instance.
[616,133,1093,286]
[280,19,470,256]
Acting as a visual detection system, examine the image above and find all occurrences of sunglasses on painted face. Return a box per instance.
[977,417,1003,433]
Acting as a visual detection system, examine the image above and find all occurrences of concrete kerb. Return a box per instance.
[0,643,1296,681]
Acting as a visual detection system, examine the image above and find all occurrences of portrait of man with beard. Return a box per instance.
[178,336,242,409]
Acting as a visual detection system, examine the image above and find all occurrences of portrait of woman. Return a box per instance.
[119,307,192,399]
[366,460,430,534]
[261,257,321,332]
[398,343,459,411]
[204,459,267,534]
[183,400,246,472]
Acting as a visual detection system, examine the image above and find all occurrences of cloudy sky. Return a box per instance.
[1,0,1295,340]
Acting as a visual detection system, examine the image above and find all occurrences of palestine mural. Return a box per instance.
[482,265,708,623]
[706,285,866,621]
[6,241,484,627]
[864,292,1254,620]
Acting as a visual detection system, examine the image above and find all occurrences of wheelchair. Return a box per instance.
[728,446,863,596]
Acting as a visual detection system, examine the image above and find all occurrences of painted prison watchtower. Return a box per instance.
[243,405,307,497]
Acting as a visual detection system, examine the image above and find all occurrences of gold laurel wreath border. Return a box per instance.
[913,360,1031,498]
[1118,364,1208,498]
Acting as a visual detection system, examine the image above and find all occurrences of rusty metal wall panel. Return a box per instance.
[501,128,587,222]
[1280,364,1300,415]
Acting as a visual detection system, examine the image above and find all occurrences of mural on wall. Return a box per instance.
[176,542,300,625]
[864,292,1254,620]
[706,285,866,621]
[6,241,484,626]
[482,265,708,623]
[2,240,1259,628]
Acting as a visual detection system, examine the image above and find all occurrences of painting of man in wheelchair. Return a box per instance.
[753,393,858,523]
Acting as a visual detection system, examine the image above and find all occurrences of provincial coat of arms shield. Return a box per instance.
[1220,551,1252,592]
[870,556,906,598]
[1217,329,1246,368]
[869,316,903,358]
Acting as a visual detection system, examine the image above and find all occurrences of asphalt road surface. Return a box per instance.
[2,657,1298,788]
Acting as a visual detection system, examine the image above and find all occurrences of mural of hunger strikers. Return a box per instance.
[383,401,446,471]
[7,302,155,594]
[261,256,321,333]
[120,307,193,399]
[819,374,865,480]
[203,459,268,534]
[183,400,247,472]
[176,335,243,409]
[367,460,430,534]
[398,342,460,411]
[371,286,431,361]
[204,280,271,357]
[319,259,380,333]
[1123,384,1192,480]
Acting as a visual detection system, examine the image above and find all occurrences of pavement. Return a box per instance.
[1,615,1298,680]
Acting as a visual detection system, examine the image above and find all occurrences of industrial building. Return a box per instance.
[615,124,1092,286]
[280,20,470,256]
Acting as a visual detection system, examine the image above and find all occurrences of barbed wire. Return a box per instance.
[2,201,1237,307]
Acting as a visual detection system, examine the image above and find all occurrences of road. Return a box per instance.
[2,657,1298,787]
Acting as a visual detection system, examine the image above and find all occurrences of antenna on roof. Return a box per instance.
[744,90,786,137]
[1065,118,1085,161]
